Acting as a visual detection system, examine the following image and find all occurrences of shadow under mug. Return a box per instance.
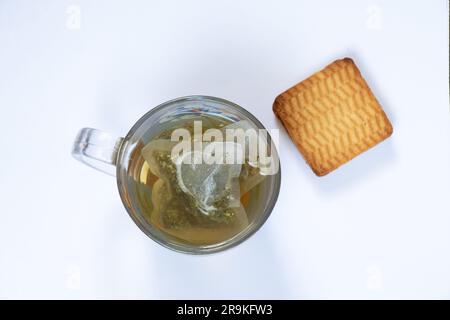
[72,96,281,254]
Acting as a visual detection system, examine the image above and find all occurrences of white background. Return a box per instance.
[0,0,449,299]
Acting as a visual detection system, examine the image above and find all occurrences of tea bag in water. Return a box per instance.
[239,163,266,194]
[141,139,179,180]
[175,143,243,213]
[221,120,270,194]
[149,178,170,227]
[151,177,248,244]
[141,139,248,230]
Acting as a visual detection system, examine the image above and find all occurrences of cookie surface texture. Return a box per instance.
[273,58,393,176]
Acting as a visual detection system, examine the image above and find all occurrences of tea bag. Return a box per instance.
[156,206,249,245]
[141,139,179,179]
[239,163,266,195]
[140,119,274,228]
[222,120,255,166]
[150,178,170,227]
[175,144,243,213]
[142,138,248,230]
[221,120,270,194]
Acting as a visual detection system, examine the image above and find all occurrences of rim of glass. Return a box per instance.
[116,95,281,254]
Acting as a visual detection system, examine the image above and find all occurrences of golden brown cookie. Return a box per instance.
[273,58,393,176]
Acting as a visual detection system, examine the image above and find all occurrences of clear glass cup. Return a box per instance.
[72,96,281,254]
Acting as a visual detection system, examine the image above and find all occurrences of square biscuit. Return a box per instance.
[273,58,393,176]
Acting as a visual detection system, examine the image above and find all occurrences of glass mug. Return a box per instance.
[72,96,281,254]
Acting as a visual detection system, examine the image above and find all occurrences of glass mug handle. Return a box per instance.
[72,128,124,176]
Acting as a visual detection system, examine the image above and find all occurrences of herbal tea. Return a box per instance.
[73,96,281,253]
[122,114,274,247]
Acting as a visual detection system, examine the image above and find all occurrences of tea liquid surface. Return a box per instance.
[125,114,269,246]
